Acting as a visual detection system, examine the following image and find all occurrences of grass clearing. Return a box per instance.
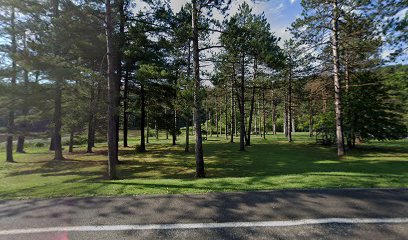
[0,132,407,199]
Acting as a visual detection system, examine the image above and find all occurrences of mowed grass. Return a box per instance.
[0,131,407,199]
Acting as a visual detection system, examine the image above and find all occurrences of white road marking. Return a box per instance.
[0,218,407,235]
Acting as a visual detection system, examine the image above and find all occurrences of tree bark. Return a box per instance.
[230,80,235,143]
[262,89,266,139]
[105,0,117,179]
[192,0,205,177]
[139,84,146,152]
[225,91,228,140]
[185,117,190,152]
[287,62,292,142]
[6,6,16,162]
[123,67,129,147]
[239,54,246,151]
[331,0,345,156]
[246,85,256,146]
[69,129,74,153]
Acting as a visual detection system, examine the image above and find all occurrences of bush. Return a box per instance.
[35,142,45,148]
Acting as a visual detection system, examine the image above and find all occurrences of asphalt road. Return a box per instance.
[0,188,407,239]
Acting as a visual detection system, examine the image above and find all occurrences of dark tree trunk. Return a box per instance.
[49,136,55,151]
[105,0,117,179]
[309,97,314,137]
[173,72,178,146]
[192,0,205,177]
[53,80,64,160]
[6,6,16,163]
[16,136,25,153]
[17,35,29,154]
[225,92,228,140]
[69,130,74,153]
[262,89,266,139]
[246,85,256,146]
[239,54,246,151]
[287,62,292,142]
[123,67,129,147]
[139,84,146,152]
[155,120,158,139]
[185,117,190,152]
[230,80,235,143]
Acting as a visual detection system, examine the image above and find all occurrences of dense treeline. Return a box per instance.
[0,0,406,179]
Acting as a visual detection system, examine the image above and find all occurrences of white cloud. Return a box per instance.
[290,0,296,5]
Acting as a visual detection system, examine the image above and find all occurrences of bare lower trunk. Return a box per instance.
[16,136,25,153]
[239,55,246,151]
[139,84,146,152]
[262,89,266,139]
[331,0,345,156]
[185,117,190,152]
[105,0,117,179]
[69,130,74,153]
[230,82,235,143]
[192,0,205,177]
[123,68,129,147]
[246,85,256,146]
[6,136,13,162]
[53,81,64,160]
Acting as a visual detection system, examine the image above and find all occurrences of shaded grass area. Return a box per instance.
[0,132,407,199]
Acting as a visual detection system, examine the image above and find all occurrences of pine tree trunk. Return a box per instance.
[53,80,64,160]
[139,84,146,152]
[185,117,190,152]
[6,6,17,163]
[230,82,235,143]
[287,62,292,142]
[331,0,345,156]
[247,85,256,146]
[262,89,266,139]
[239,54,246,151]
[225,92,228,140]
[192,0,205,177]
[147,111,150,144]
[16,136,25,153]
[105,0,117,179]
[155,120,158,139]
[123,67,129,147]
[309,97,313,137]
[69,129,74,153]
[49,136,55,151]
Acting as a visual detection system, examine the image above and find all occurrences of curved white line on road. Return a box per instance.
[1,218,407,235]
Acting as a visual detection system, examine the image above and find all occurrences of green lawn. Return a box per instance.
[0,132,407,199]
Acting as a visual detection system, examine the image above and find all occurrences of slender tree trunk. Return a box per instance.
[262,89,266,139]
[165,107,169,139]
[123,67,129,147]
[230,80,235,143]
[173,72,178,146]
[6,6,16,162]
[105,0,117,179]
[331,0,345,156]
[247,85,256,146]
[155,120,158,139]
[87,86,95,153]
[239,54,246,151]
[225,91,228,140]
[139,84,146,152]
[287,62,292,142]
[53,80,64,160]
[246,59,257,145]
[17,35,29,154]
[185,117,190,152]
[216,107,219,137]
[69,129,74,153]
[146,111,150,144]
[309,97,313,137]
[192,0,205,177]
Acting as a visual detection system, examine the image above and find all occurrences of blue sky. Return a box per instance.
[166,0,303,44]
